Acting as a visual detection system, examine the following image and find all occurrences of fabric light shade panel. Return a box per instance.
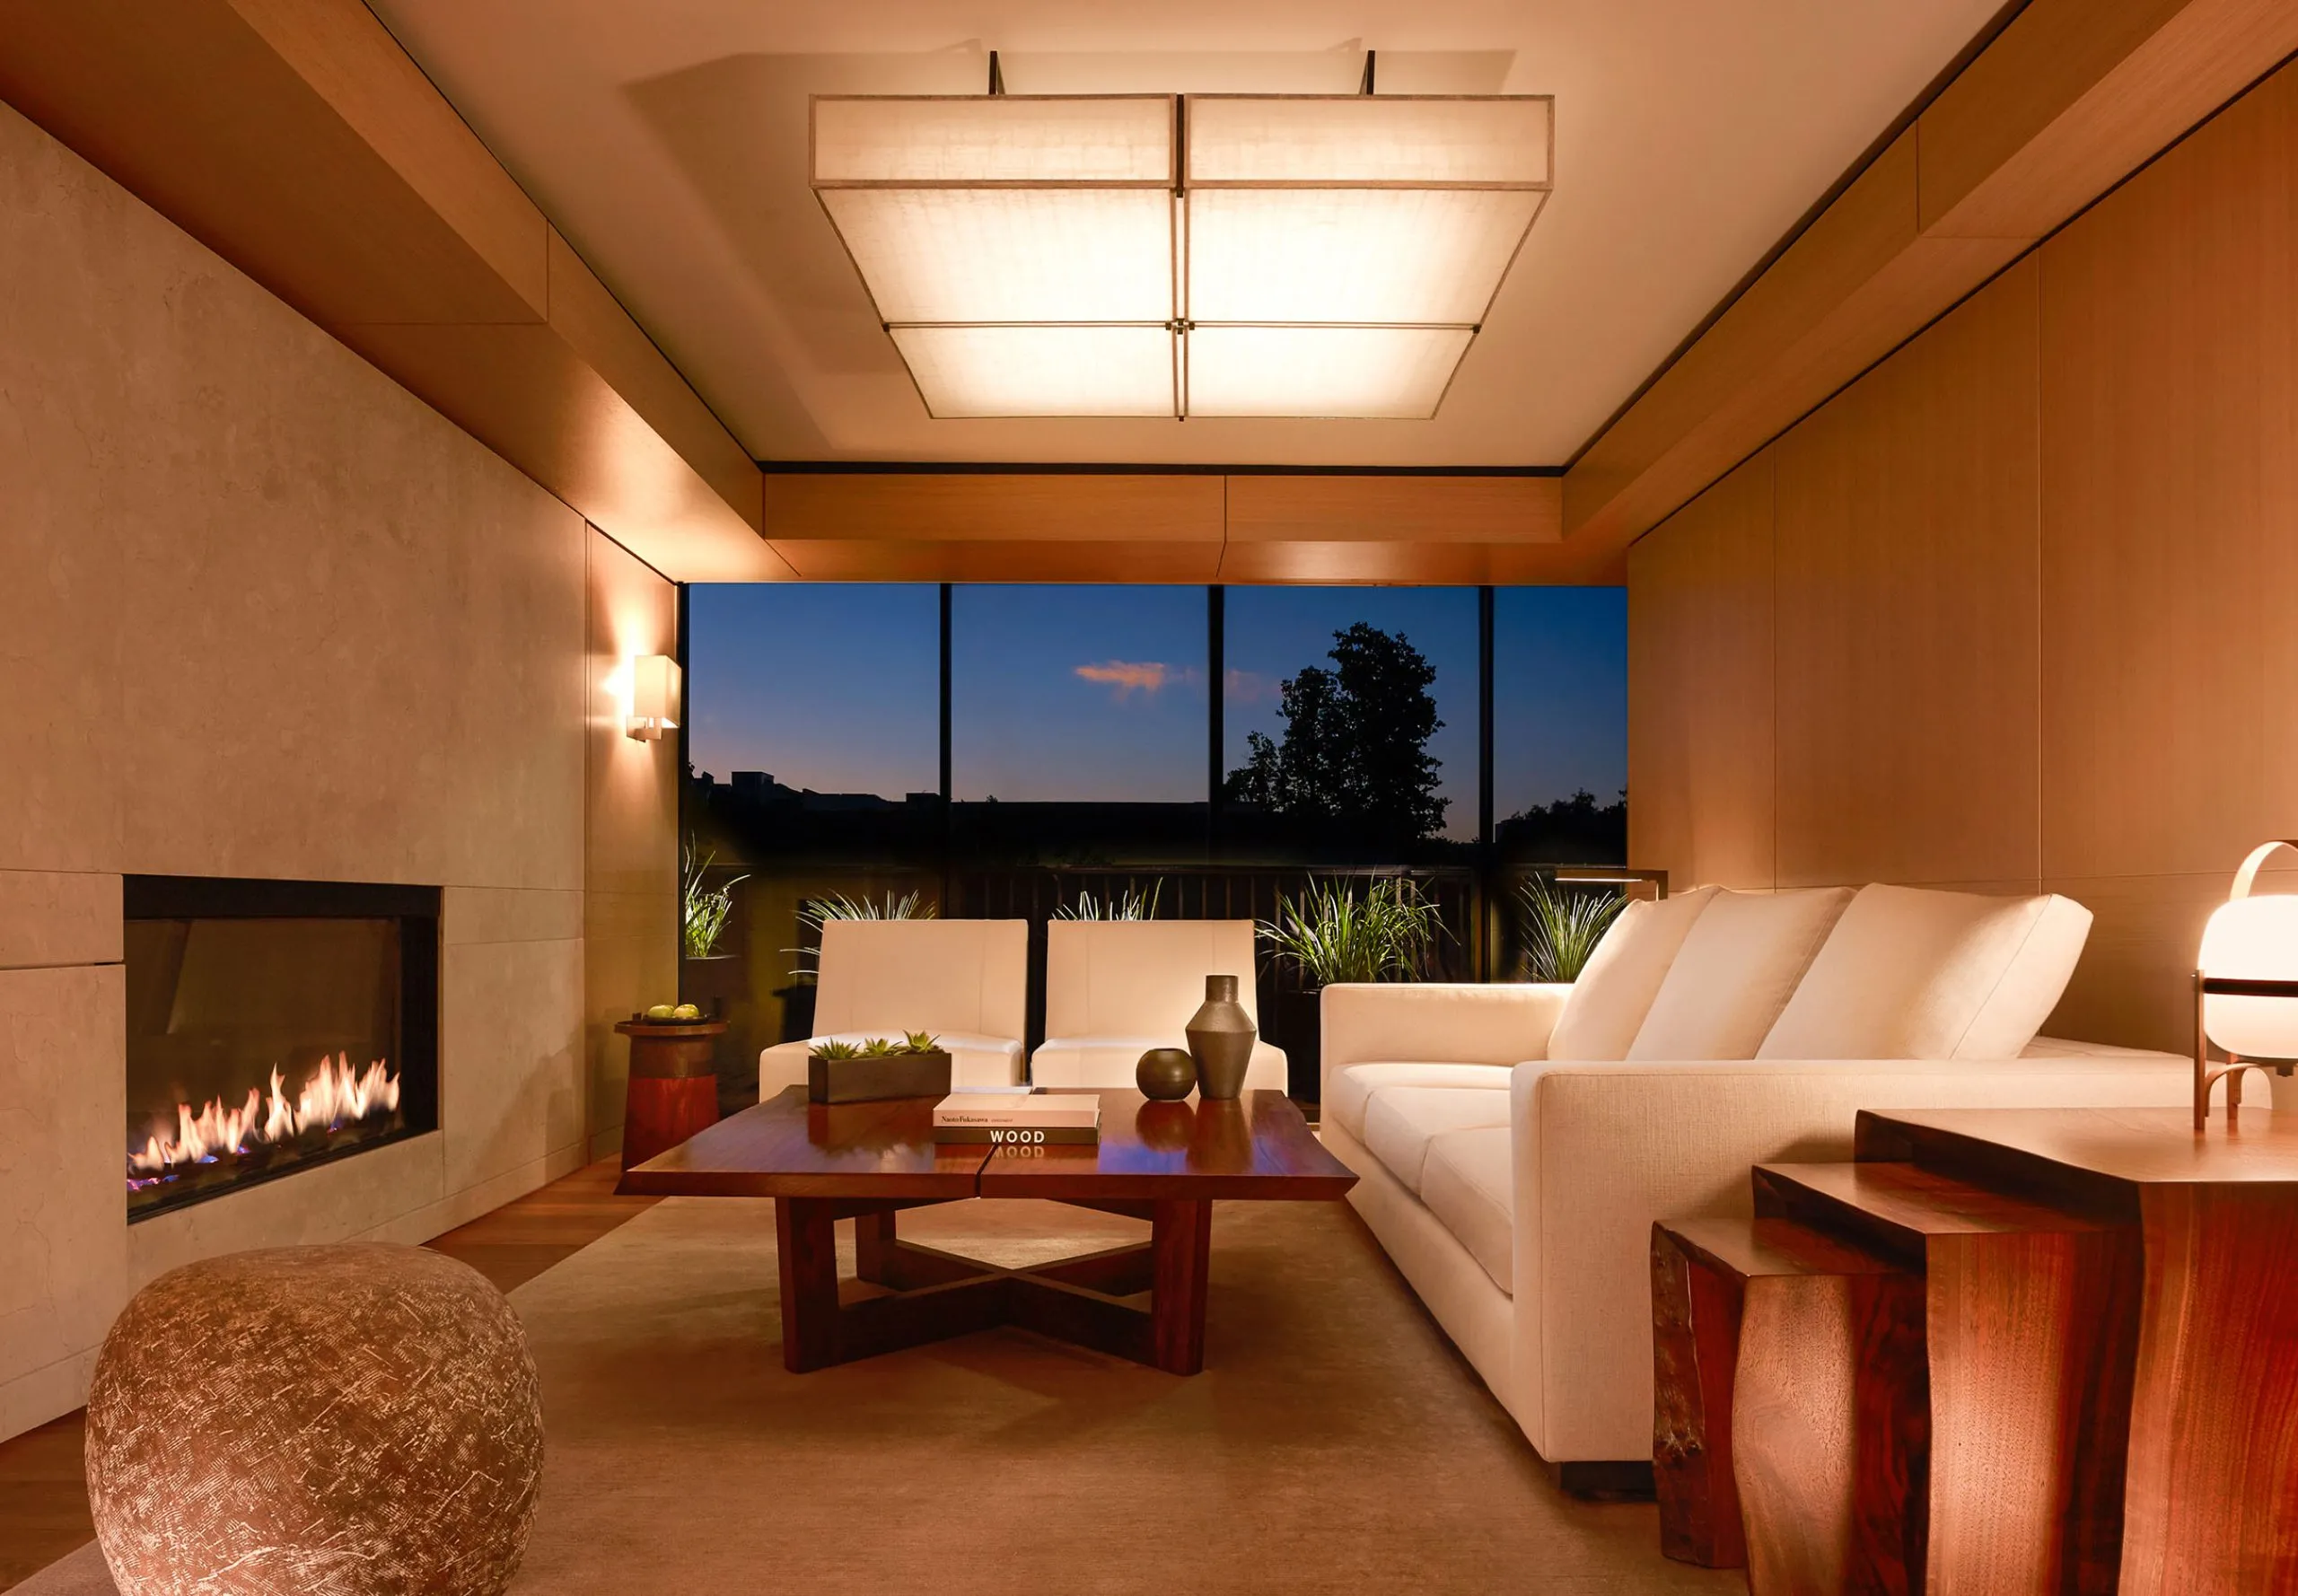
[811,92,1553,418]
[2193,839,2298,1125]
[627,654,681,741]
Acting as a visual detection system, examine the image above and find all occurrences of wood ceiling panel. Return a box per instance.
[1569,131,1921,538]
[0,0,779,580]
[0,0,543,329]
[1917,0,2298,239]
[542,230,761,534]
[1224,476,1561,546]
[1772,259,2042,890]
[772,540,1224,584]
[1564,0,2298,563]
[764,472,1224,545]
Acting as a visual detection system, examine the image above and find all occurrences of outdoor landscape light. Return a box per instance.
[811,88,1553,418]
[625,653,682,741]
[2193,839,2298,1127]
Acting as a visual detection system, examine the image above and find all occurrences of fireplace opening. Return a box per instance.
[123,876,440,1221]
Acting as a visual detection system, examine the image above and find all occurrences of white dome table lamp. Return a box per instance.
[2194,840,2298,1128]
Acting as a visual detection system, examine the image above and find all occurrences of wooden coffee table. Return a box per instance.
[622,1088,1354,1375]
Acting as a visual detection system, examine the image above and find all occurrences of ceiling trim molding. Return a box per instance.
[758,461,1566,478]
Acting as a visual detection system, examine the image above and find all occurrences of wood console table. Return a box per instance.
[1653,1107,2298,1595]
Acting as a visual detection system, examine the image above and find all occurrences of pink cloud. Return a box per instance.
[1075,661,1177,697]
[1224,668,1277,705]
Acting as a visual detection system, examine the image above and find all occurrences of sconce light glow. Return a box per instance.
[622,655,681,742]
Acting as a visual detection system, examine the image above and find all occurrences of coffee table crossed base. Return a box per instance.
[625,1088,1355,1376]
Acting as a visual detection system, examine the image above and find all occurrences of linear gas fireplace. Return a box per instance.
[122,876,439,1221]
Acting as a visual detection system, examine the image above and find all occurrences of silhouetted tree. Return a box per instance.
[1225,623,1447,844]
[1495,788,1627,864]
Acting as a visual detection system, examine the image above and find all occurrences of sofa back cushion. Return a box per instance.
[1627,888,1855,1060]
[1547,886,1717,1060]
[816,919,1029,1040]
[1043,918,1259,1039]
[1758,885,2093,1060]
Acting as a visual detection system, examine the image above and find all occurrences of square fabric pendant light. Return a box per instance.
[811,89,1552,419]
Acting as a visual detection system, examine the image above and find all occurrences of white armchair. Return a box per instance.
[1031,919,1288,1092]
[759,918,1028,1098]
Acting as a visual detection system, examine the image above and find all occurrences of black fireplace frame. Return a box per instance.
[122,874,442,1222]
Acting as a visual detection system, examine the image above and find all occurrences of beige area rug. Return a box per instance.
[25,1197,1736,1594]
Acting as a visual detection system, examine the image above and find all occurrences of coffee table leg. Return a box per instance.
[1150,1199,1212,1374]
[854,1209,897,1286]
[775,1197,839,1372]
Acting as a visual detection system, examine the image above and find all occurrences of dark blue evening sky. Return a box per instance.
[1494,587,1627,820]
[687,583,939,798]
[952,585,1206,802]
[687,583,1627,826]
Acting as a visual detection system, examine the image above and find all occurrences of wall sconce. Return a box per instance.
[2193,840,2298,1127]
[625,654,681,742]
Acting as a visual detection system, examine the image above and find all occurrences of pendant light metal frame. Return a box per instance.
[808,83,1553,421]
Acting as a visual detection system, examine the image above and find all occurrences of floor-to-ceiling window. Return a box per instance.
[682,578,1628,1091]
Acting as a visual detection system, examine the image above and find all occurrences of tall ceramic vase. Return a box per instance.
[1186,974,1257,1101]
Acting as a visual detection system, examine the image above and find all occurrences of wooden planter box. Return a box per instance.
[807,1049,952,1105]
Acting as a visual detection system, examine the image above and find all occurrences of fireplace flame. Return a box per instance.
[127,1052,401,1184]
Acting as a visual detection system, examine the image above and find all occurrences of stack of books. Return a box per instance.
[932,1090,1101,1145]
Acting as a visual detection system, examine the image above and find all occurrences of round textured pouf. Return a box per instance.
[85,1243,543,1596]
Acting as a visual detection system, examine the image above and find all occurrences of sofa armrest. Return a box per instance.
[1505,1050,2188,1464]
[1319,982,1570,1101]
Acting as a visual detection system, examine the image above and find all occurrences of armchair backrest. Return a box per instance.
[814,919,1027,1040]
[1044,919,1259,1039]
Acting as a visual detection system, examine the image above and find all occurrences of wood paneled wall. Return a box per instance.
[1628,60,2298,1052]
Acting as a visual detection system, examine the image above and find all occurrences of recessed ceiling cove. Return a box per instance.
[363,0,2012,465]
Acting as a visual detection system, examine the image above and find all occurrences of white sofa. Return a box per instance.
[1318,882,2191,1470]
[1031,918,1287,1092]
[759,918,1028,1098]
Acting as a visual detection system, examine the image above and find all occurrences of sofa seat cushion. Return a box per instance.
[759,1031,1023,1100]
[1421,1127,1513,1294]
[1363,1087,1514,1196]
[1032,1036,1286,1093]
[1548,886,1718,1061]
[1324,1062,1513,1144]
[1629,887,1855,1060]
[1759,884,2094,1061]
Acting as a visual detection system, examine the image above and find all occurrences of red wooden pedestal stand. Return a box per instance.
[612,1019,727,1188]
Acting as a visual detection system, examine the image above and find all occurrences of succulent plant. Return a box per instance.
[810,1039,862,1062]
[859,1036,903,1057]
[903,1030,942,1054]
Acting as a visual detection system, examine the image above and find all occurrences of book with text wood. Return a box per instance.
[932,1090,1101,1144]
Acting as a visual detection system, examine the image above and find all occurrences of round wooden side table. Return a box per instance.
[613,1019,727,1185]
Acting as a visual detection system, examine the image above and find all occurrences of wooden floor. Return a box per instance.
[0,1159,655,1592]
